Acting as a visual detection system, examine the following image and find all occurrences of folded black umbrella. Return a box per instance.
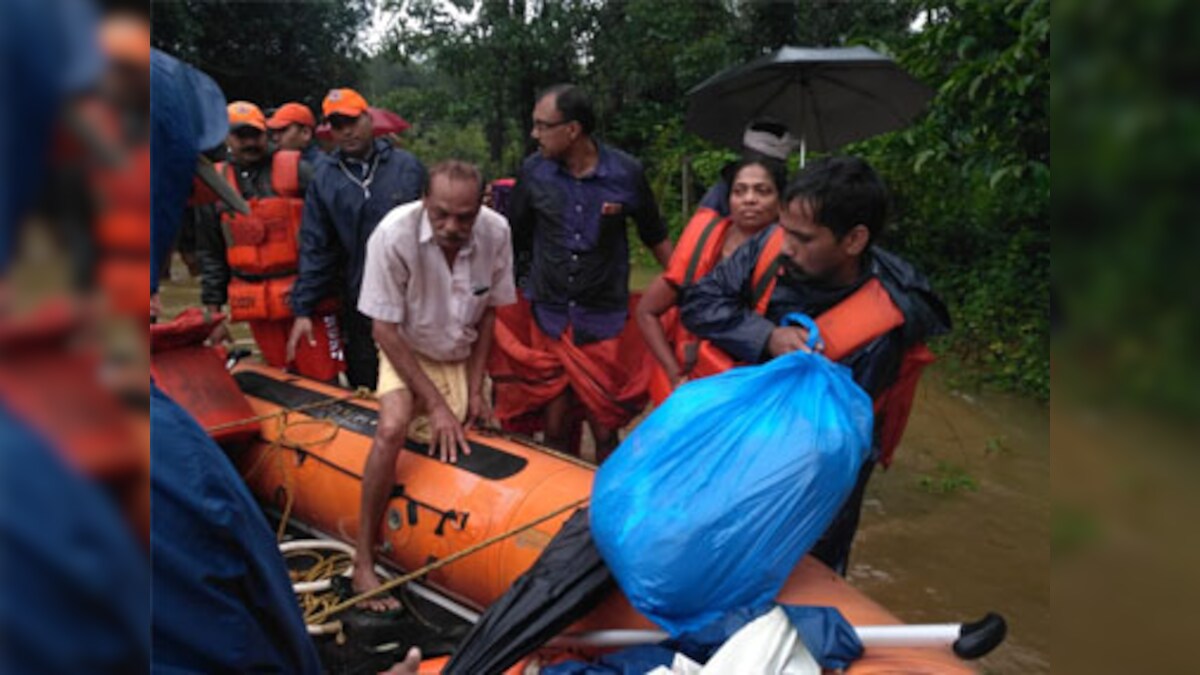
[443,508,613,674]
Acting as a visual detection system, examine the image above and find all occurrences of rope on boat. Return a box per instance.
[307,495,590,626]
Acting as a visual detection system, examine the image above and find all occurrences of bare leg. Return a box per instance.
[584,407,619,464]
[352,389,413,611]
[543,389,573,452]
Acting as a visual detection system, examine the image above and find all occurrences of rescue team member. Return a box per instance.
[267,101,322,164]
[635,157,787,402]
[681,157,951,575]
[197,101,345,381]
[88,11,152,319]
[288,87,428,390]
[352,161,516,609]
[499,84,672,461]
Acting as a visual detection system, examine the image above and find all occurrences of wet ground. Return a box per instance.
[160,260,1049,674]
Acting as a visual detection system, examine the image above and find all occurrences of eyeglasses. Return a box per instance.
[532,118,571,132]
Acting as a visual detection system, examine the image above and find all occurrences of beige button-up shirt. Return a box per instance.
[358,201,517,362]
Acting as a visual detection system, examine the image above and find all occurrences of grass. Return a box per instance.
[917,461,980,495]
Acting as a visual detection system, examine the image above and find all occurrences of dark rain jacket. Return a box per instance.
[680,226,950,399]
[289,138,427,316]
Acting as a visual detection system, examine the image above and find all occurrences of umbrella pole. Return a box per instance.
[799,134,806,168]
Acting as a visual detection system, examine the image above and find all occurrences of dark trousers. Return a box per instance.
[810,458,876,576]
[341,308,378,391]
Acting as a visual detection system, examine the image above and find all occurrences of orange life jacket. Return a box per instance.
[86,103,152,319]
[216,151,305,322]
[647,207,730,404]
[688,227,935,468]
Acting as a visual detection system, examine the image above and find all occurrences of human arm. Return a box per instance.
[635,276,684,386]
[466,308,497,428]
[507,169,534,288]
[373,319,470,463]
[194,205,233,344]
[632,165,672,268]
[679,233,777,364]
[289,179,340,318]
[287,180,339,360]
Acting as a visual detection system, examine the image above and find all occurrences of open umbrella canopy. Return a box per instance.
[315,106,410,140]
[685,46,932,155]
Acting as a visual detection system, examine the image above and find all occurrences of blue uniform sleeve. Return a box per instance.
[290,175,341,316]
[680,231,778,363]
[508,162,536,288]
[151,386,321,673]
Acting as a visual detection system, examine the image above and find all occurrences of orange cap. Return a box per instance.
[322,88,369,119]
[99,13,151,67]
[227,101,266,132]
[266,102,316,130]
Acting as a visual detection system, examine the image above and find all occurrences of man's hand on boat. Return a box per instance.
[429,402,471,464]
[286,316,316,362]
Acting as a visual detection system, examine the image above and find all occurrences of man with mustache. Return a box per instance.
[196,101,314,351]
[681,157,950,575]
[352,160,516,609]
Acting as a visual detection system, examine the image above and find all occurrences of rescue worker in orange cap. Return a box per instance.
[286,87,427,390]
[197,101,345,381]
[267,101,322,164]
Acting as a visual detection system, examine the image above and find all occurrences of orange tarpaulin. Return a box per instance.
[489,297,651,440]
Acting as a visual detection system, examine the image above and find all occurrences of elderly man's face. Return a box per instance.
[227,126,268,165]
[424,174,482,253]
[329,113,373,157]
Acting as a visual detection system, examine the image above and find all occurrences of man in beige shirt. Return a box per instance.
[353,160,516,609]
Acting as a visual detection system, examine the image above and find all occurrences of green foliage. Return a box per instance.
[151,0,374,110]
[916,461,980,495]
[854,0,1050,399]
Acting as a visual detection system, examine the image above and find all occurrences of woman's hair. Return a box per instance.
[725,156,787,196]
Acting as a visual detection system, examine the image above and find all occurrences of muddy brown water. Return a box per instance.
[160,263,1049,674]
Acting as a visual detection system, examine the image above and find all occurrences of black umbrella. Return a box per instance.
[443,508,615,674]
[685,46,932,164]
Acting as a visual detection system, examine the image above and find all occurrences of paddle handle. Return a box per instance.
[550,612,1006,660]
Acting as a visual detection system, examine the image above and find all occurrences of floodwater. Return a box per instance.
[159,262,1049,674]
[851,374,1050,674]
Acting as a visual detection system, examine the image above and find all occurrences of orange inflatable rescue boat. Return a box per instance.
[154,321,997,673]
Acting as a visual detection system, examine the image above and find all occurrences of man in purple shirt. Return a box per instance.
[505,84,673,459]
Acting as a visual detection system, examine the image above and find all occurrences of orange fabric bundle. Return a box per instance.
[490,297,651,434]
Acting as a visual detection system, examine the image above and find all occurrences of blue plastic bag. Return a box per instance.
[591,315,873,635]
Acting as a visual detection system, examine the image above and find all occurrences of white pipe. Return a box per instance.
[548,623,964,651]
[280,539,355,555]
[855,623,961,649]
[307,620,343,636]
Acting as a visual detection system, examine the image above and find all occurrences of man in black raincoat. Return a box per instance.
[681,156,950,574]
